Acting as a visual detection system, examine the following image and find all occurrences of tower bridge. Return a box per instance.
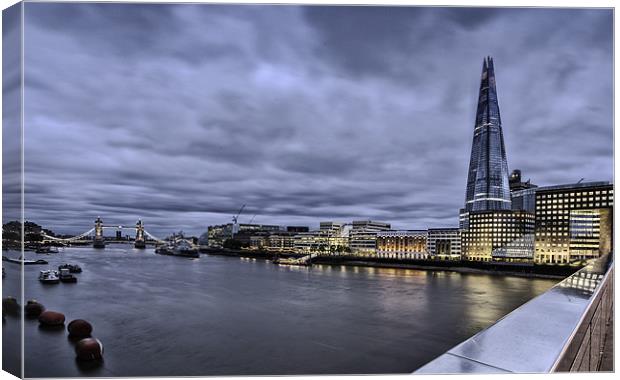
[41,217,166,249]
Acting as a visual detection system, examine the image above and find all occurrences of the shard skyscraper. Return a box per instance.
[461,57,511,226]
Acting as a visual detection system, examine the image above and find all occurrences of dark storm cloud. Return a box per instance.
[20,3,613,236]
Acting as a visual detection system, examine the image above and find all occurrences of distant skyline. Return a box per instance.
[3,3,613,236]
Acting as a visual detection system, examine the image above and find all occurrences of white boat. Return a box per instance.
[39,270,60,284]
[155,237,199,258]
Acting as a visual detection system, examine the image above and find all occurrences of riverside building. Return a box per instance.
[266,231,297,252]
[534,182,613,264]
[376,230,427,259]
[461,210,535,261]
[207,223,280,247]
[293,222,350,254]
[427,228,461,259]
[349,220,391,254]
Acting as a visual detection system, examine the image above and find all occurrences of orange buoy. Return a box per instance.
[38,310,65,326]
[75,338,104,361]
[25,300,45,318]
[68,319,93,339]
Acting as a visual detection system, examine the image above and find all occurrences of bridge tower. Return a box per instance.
[93,217,106,249]
[135,219,146,249]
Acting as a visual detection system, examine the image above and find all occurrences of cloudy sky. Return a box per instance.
[10,3,614,236]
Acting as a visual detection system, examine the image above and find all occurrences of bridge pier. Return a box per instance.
[93,217,105,249]
[135,220,146,249]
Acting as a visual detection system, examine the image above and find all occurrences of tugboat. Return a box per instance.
[58,268,77,283]
[58,263,82,273]
[39,270,60,284]
[155,234,199,258]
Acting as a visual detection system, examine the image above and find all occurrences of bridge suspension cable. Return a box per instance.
[41,228,96,242]
[144,230,166,244]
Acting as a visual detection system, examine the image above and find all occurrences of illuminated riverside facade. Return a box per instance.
[427,228,461,259]
[460,56,511,230]
[534,182,613,264]
[349,220,391,253]
[461,210,535,261]
[293,222,350,254]
[376,230,427,259]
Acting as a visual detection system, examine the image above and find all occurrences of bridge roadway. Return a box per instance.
[415,253,614,373]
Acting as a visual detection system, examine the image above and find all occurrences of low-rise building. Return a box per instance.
[207,223,280,248]
[293,231,322,254]
[349,220,391,254]
[376,230,427,259]
[267,232,297,252]
[427,228,461,259]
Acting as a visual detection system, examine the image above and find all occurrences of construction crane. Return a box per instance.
[231,204,246,238]
[248,214,257,224]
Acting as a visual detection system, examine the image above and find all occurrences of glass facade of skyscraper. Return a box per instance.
[463,57,511,214]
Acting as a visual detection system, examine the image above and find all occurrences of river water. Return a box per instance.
[2,244,558,377]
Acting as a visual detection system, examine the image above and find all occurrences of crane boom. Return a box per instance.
[232,204,246,224]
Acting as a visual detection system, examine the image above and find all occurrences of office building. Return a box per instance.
[207,223,280,247]
[376,230,427,259]
[461,210,535,261]
[293,231,322,254]
[349,220,391,254]
[427,228,461,259]
[534,182,613,264]
[266,232,297,252]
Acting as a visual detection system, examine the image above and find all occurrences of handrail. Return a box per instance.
[414,254,614,373]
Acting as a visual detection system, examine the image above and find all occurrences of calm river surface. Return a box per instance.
[2,244,558,377]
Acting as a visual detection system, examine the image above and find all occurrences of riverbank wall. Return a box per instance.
[201,248,580,279]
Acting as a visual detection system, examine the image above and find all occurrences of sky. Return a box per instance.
[4,3,613,236]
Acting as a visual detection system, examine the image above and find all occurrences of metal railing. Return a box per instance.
[415,254,614,374]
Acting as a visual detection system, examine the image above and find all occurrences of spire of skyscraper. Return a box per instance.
[463,56,511,213]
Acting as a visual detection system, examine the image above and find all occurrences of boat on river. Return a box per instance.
[3,256,48,265]
[155,238,199,258]
[58,268,77,283]
[39,270,60,284]
[36,246,59,254]
[58,263,82,273]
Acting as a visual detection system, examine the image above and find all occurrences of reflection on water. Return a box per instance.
[2,245,558,377]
